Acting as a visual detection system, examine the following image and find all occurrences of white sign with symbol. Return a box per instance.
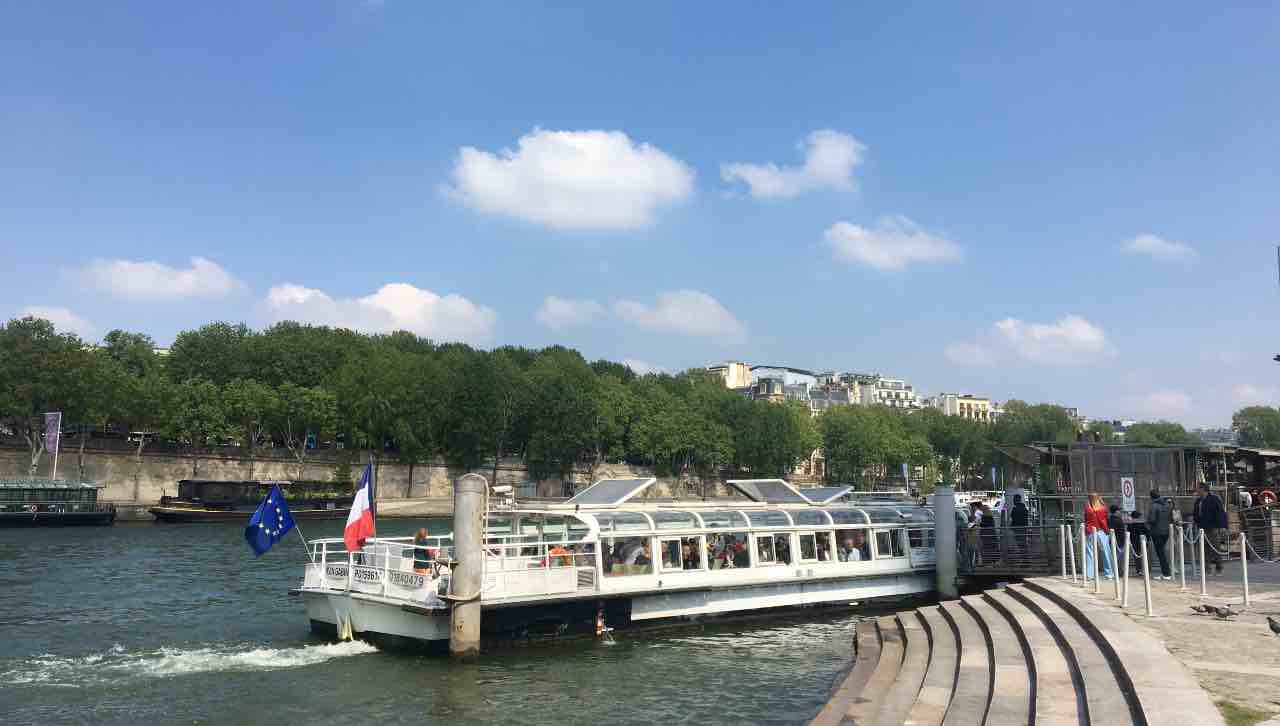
[1120,476,1136,512]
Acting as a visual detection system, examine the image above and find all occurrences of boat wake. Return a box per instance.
[4,640,377,688]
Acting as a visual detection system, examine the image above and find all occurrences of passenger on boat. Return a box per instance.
[548,543,572,567]
[773,534,792,564]
[681,540,700,570]
[634,542,652,567]
[413,529,432,574]
[838,531,868,562]
[816,536,831,561]
[757,538,774,563]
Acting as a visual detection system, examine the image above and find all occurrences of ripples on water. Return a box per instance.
[1,522,864,725]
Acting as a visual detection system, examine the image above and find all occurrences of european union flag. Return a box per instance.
[245,483,296,557]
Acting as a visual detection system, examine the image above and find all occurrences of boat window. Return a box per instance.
[864,508,908,524]
[652,511,698,530]
[700,510,749,529]
[707,532,750,570]
[566,517,592,542]
[773,533,793,564]
[876,529,907,559]
[660,536,704,571]
[747,510,792,528]
[835,529,870,562]
[793,510,832,527]
[827,509,871,525]
[602,536,653,576]
[594,512,652,534]
[908,528,935,549]
[755,534,776,564]
[486,515,513,536]
[816,531,835,561]
[799,532,817,561]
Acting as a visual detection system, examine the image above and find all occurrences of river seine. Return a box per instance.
[2,520,867,725]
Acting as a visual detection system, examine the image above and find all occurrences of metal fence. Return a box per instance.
[959,524,1062,576]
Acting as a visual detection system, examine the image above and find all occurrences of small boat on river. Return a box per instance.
[292,477,937,648]
[0,478,116,526]
[151,479,353,523]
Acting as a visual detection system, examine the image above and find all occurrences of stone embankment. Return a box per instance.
[811,577,1223,726]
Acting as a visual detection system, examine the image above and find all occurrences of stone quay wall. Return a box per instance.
[0,441,731,509]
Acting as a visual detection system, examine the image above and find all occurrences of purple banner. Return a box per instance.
[43,411,61,456]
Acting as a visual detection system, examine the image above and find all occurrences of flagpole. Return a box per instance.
[294,521,314,562]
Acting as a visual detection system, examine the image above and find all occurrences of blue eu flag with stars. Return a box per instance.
[245,483,296,557]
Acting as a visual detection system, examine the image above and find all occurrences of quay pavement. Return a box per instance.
[1060,555,1280,724]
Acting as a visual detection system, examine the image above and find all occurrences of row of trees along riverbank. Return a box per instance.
[1,316,1246,488]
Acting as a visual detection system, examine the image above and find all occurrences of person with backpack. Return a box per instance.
[1194,483,1228,575]
[1146,490,1174,580]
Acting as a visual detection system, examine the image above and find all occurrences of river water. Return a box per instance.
[2,520,869,725]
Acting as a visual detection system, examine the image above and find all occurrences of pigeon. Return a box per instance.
[1267,616,1280,637]
[1211,605,1238,619]
[1190,604,1211,615]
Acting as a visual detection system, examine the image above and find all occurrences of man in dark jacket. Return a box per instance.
[1194,483,1228,574]
[1146,490,1174,579]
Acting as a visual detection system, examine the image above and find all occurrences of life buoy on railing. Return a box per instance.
[1259,490,1278,506]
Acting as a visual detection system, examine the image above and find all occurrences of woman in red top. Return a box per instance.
[1083,492,1114,578]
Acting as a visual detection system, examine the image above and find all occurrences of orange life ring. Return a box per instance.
[1259,490,1278,506]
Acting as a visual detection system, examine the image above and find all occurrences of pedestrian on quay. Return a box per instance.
[1146,489,1174,580]
[1009,494,1030,551]
[1194,483,1228,575]
[1083,493,1115,579]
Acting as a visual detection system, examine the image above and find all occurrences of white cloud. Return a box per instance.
[1122,233,1196,262]
[20,306,94,338]
[614,290,746,343]
[445,128,695,230]
[721,129,865,199]
[262,282,496,343]
[1126,389,1193,420]
[994,315,1110,365]
[78,256,244,300]
[824,215,961,271]
[946,314,1110,367]
[944,342,997,367]
[535,296,604,330]
[622,359,665,376]
[1229,383,1279,405]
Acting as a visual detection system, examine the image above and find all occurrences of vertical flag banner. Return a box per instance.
[344,464,376,552]
[43,412,62,457]
[245,483,296,556]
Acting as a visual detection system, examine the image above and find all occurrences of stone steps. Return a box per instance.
[811,577,1216,725]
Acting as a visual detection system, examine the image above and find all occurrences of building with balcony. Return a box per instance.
[928,393,992,421]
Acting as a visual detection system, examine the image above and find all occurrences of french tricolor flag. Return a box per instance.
[344,463,376,552]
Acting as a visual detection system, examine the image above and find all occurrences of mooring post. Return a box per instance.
[450,472,487,657]
[1122,530,1131,608]
[933,485,958,600]
[1079,523,1087,588]
[1198,530,1207,597]
[1111,534,1121,601]
[1141,536,1153,616]
[1066,524,1077,584]
[1241,532,1250,608]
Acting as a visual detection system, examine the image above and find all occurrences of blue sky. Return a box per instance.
[3,2,1278,427]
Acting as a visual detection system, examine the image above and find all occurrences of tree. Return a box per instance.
[223,378,278,478]
[166,322,254,386]
[992,400,1076,445]
[1123,421,1196,445]
[0,317,89,474]
[101,329,160,378]
[164,378,231,478]
[525,349,597,481]
[272,382,338,478]
[1086,420,1118,443]
[1232,406,1280,448]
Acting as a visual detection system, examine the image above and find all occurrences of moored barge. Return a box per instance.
[151,479,353,523]
[0,479,116,526]
[292,477,937,648]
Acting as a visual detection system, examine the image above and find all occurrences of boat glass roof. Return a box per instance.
[565,478,657,506]
[747,510,793,527]
[827,509,871,525]
[726,478,809,504]
[651,511,700,530]
[792,510,832,526]
[698,510,750,529]
[798,486,854,504]
[864,507,911,523]
[593,512,652,533]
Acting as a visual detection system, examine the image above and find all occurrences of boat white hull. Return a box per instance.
[301,591,451,644]
[629,572,931,621]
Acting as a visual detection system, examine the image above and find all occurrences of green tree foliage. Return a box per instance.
[1122,420,1196,445]
[272,382,338,476]
[223,378,278,475]
[166,322,255,386]
[164,378,231,477]
[992,400,1077,445]
[1086,420,1118,443]
[1232,406,1280,448]
[0,317,88,473]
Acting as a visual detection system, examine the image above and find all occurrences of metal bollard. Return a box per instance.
[1122,529,1131,608]
[1060,524,1067,579]
[1198,530,1207,597]
[1241,532,1250,608]
[1111,533,1121,601]
[1092,533,1101,594]
[1141,536,1153,616]
[1177,525,1187,591]
[1066,525,1078,584]
[1080,523,1088,587]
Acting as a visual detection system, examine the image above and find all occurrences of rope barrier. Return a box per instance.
[1244,539,1280,565]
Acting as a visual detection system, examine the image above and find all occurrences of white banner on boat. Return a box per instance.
[325,564,349,588]
[351,566,384,593]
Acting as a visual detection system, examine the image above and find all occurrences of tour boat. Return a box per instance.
[292,478,937,648]
[0,479,116,527]
[151,479,353,522]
